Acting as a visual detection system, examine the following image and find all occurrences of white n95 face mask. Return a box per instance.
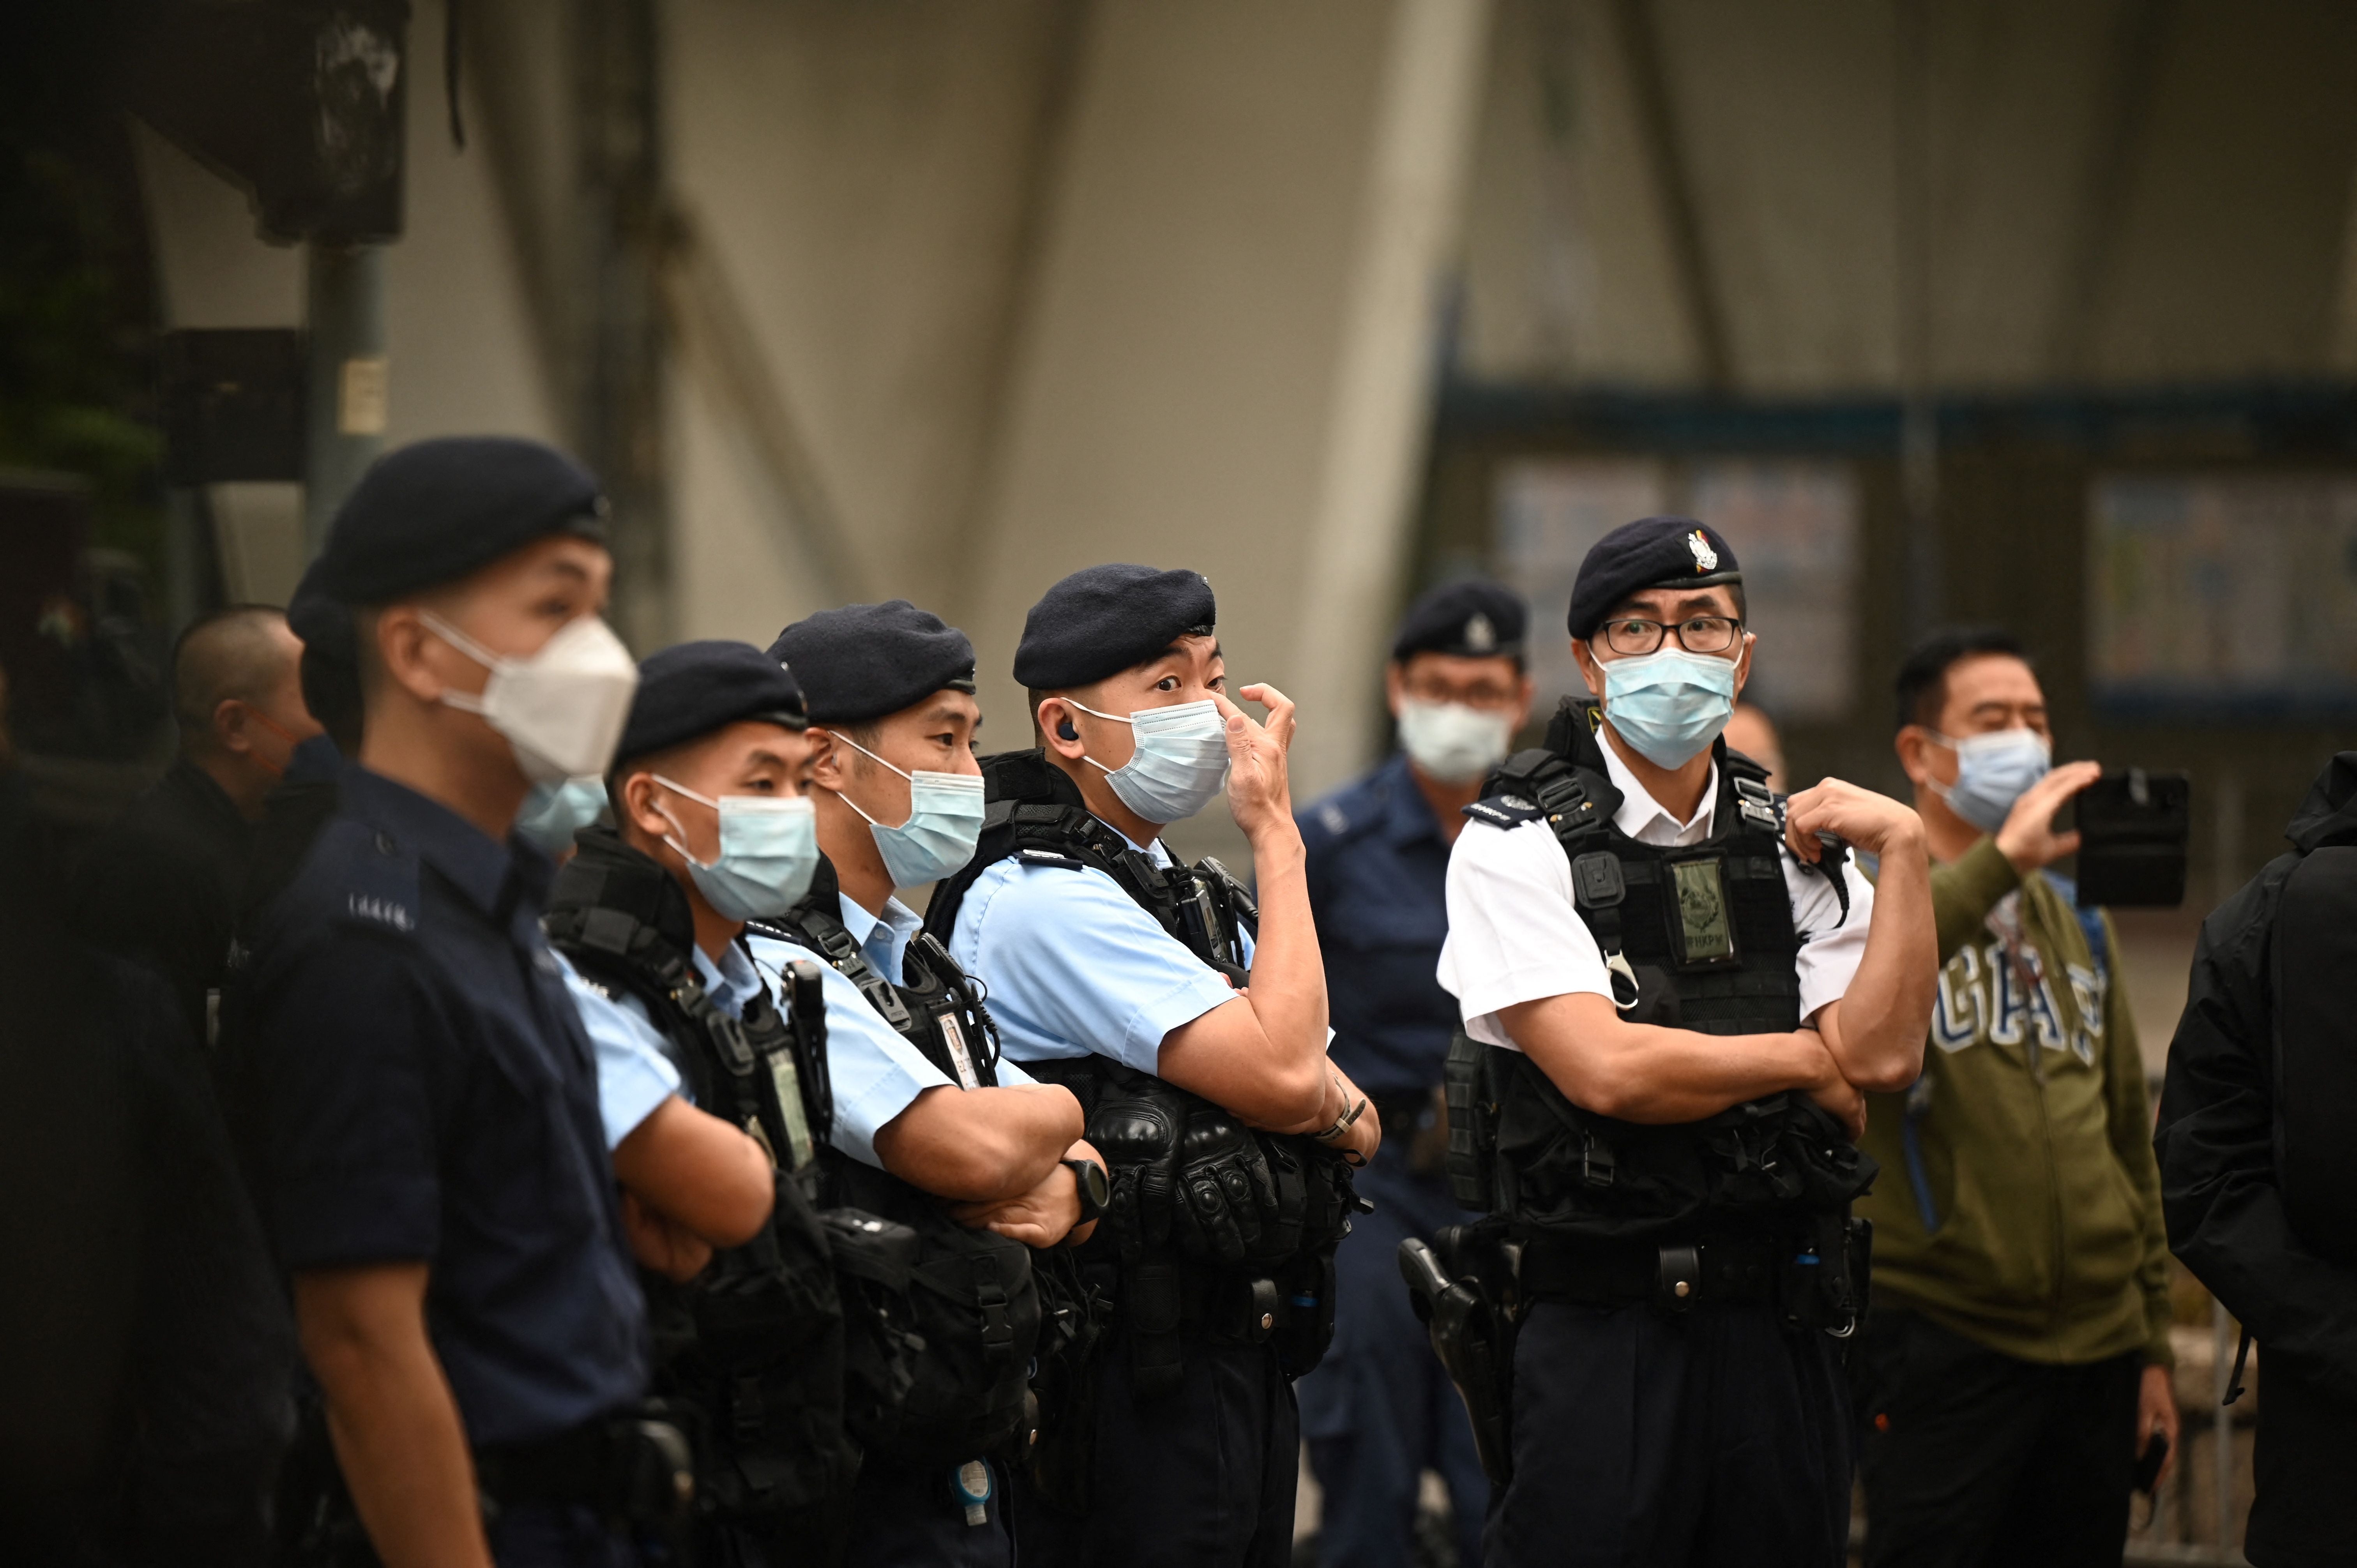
[652,776,819,921]
[1065,697,1232,825]
[515,775,608,856]
[422,610,639,784]
[829,733,986,886]
[1398,699,1514,784]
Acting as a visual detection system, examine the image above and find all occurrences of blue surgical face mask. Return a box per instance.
[830,733,986,887]
[515,775,607,856]
[653,775,820,921]
[1065,697,1232,825]
[1928,727,2051,834]
[1599,648,1738,769]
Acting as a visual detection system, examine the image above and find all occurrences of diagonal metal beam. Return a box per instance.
[1610,0,1732,390]
[2050,0,2177,381]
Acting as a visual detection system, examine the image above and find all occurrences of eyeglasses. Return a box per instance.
[1595,615,1743,657]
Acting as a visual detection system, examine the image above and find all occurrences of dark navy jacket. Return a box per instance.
[1298,750,1459,1100]
[243,758,647,1446]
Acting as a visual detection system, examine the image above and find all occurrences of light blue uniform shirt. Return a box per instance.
[946,832,1251,1074]
[562,932,961,1170]
[836,892,926,987]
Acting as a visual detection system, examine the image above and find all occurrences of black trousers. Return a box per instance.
[1852,1307,2141,1568]
[1486,1297,1852,1568]
[1011,1321,1298,1568]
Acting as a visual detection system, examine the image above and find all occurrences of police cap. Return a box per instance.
[1565,516,1741,640]
[765,600,976,726]
[614,640,807,769]
[1012,563,1217,689]
[314,437,609,606]
[1391,578,1527,663]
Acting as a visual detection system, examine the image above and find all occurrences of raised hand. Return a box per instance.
[1215,683,1296,842]
[1995,759,2102,873]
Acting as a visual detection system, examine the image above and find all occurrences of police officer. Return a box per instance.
[1294,579,1533,1568]
[924,563,1382,1568]
[550,635,1089,1564]
[542,640,847,1561]
[234,438,658,1567]
[758,599,1108,1568]
[1437,516,1937,1566]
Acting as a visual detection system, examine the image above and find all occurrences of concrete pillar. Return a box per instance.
[955,0,1494,814]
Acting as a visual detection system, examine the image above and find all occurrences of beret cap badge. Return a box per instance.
[1464,613,1497,653]
[1687,530,1719,572]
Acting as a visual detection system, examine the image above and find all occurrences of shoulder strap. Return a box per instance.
[2038,872,2110,985]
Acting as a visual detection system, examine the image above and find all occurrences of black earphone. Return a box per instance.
[1057,717,1079,742]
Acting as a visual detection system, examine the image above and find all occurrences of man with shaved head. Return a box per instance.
[73,604,323,1040]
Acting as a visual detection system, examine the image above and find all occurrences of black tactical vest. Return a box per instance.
[924,751,1361,1409]
[1447,702,1875,1244]
[746,856,1047,1469]
[542,830,859,1519]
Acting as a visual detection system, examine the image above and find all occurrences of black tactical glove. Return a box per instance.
[1087,1086,1184,1262]
[1177,1108,1281,1266]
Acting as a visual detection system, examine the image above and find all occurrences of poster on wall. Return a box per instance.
[2089,473,2357,718]
[1493,456,1860,726]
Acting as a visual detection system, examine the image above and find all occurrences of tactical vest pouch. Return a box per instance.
[1444,1025,1497,1211]
[821,1206,922,1454]
[825,1157,1042,1467]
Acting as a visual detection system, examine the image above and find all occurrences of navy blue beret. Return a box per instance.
[766,600,975,725]
[1391,578,1527,662]
[287,555,352,666]
[1565,516,1742,639]
[315,437,608,605]
[613,640,806,768]
[1012,564,1217,689]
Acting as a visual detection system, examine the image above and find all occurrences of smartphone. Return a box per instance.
[2134,1430,2170,1497]
[2073,768,2191,908]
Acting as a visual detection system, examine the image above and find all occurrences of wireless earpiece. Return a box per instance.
[1057,719,1079,742]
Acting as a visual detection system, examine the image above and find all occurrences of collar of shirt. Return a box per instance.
[1099,818,1177,866]
[835,892,925,987]
[1377,750,1445,848]
[695,937,765,1018]
[341,763,546,913]
[1597,727,1719,848]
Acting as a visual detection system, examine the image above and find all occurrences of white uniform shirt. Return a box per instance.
[1437,730,1875,1051]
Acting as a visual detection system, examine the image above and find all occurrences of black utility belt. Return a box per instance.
[472,1407,694,1528]
[1519,1228,1812,1313]
[1086,1259,1315,1345]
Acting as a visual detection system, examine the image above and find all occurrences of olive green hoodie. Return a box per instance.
[1857,838,2173,1368]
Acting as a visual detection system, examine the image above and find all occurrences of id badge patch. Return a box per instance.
[938,1012,982,1089]
[766,1051,817,1169]
[1668,856,1738,969]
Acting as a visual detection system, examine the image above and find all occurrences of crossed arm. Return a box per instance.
[1504,780,1937,1131]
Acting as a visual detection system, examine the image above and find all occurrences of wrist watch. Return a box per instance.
[1062,1157,1111,1224]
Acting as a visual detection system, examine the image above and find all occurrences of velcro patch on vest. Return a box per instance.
[1017,847,1087,870]
[1463,795,1543,830]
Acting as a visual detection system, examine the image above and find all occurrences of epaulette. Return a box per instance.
[1015,846,1087,871]
[1461,795,1544,830]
